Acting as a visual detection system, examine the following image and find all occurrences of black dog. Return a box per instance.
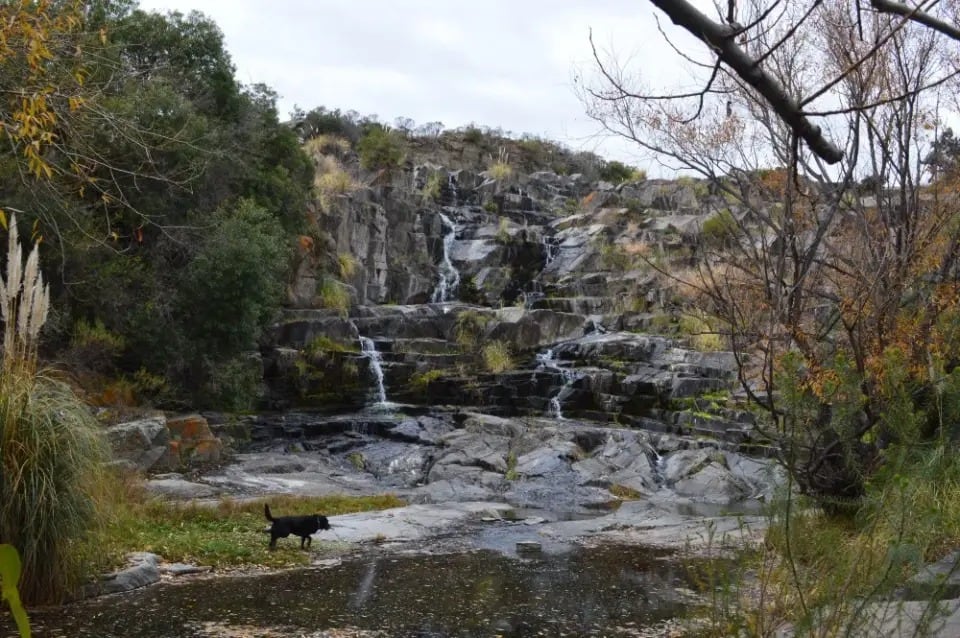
[264,503,331,550]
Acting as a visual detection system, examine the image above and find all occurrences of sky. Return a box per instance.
[134,0,709,171]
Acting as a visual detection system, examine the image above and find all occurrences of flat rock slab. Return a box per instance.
[97,552,161,595]
[327,502,514,544]
[539,499,766,550]
[145,478,219,499]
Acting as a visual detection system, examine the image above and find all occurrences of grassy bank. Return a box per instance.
[688,444,960,636]
[101,492,406,570]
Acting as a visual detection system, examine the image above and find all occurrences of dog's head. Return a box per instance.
[316,515,331,530]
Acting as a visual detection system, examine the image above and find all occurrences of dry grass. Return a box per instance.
[303,134,351,160]
[0,215,110,604]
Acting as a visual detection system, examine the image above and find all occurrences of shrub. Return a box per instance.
[462,125,484,145]
[317,276,351,317]
[357,125,404,171]
[196,354,262,412]
[409,368,447,392]
[598,160,638,184]
[701,209,738,245]
[179,200,288,362]
[0,217,109,604]
[422,172,443,202]
[314,165,356,211]
[482,340,514,373]
[302,134,350,160]
[68,318,126,373]
[337,253,358,279]
[454,310,492,352]
[678,312,725,351]
[488,160,512,181]
[562,197,582,216]
[496,217,511,244]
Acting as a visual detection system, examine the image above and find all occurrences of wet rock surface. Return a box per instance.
[173,407,779,548]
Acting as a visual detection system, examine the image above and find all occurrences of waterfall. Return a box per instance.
[446,172,458,206]
[536,348,582,420]
[652,451,667,487]
[359,336,388,404]
[431,212,460,303]
[542,234,559,269]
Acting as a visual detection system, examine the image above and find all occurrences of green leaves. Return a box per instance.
[0,544,31,638]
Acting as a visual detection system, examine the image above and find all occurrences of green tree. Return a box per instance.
[177,200,287,406]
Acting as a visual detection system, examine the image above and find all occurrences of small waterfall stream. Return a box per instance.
[359,336,388,405]
[542,234,559,269]
[536,348,583,420]
[431,212,460,303]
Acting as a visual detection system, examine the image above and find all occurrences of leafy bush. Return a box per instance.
[196,355,262,411]
[701,209,738,245]
[454,310,492,351]
[0,218,109,604]
[422,172,443,202]
[463,125,484,145]
[357,125,404,171]
[599,160,639,184]
[482,340,514,373]
[409,368,447,392]
[317,276,351,317]
[179,200,287,361]
[68,319,126,373]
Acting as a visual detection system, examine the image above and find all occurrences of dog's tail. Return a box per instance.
[264,503,274,522]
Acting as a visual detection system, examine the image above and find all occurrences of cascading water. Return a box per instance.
[536,348,582,420]
[446,172,458,206]
[542,234,559,269]
[431,212,460,303]
[359,336,388,404]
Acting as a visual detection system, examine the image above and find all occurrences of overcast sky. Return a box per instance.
[135,1,710,170]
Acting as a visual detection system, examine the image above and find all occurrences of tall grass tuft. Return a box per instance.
[0,215,109,604]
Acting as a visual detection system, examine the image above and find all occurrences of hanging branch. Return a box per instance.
[648,0,844,163]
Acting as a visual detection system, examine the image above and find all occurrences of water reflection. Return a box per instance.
[31,544,695,637]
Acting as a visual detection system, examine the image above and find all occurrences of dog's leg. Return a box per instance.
[269,535,278,550]
[306,535,312,549]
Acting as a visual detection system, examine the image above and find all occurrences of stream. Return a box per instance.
[31,543,703,637]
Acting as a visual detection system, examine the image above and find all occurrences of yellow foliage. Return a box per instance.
[0,1,87,181]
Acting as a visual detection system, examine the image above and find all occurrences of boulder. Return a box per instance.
[166,414,223,467]
[97,552,161,595]
[106,416,172,472]
[662,448,751,503]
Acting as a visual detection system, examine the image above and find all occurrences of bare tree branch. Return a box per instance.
[648,0,844,163]
[871,0,960,41]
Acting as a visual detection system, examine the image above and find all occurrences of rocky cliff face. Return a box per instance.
[265,146,756,448]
